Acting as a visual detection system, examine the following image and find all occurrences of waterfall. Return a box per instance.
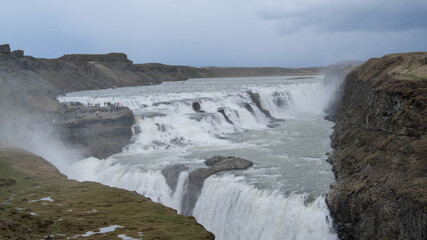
[58,75,339,240]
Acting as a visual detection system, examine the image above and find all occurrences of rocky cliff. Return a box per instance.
[0,45,141,158]
[326,52,427,239]
[54,106,134,159]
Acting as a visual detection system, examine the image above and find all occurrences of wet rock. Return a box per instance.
[156,123,168,132]
[192,101,203,112]
[272,91,288,107]
[247,91,283,122]
[324,114,336,122]
[153,101,173,107]
[247,91,273,118]
[205,156,253,171]
[140,112,165,118]
[152,140,167,147]
[170,137,186,147]
[243,103,255,114]
[217,107,234,125]
[133,125,141,134]
[267,123,279,128]
[182,156,253,215]
[161,164,189,192]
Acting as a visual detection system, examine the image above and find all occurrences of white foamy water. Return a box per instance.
[58,75,339,240]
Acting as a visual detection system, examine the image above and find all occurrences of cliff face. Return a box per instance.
[326,52,427,239]
[55,106,134,159]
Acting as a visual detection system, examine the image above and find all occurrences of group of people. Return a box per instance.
[51,101,127,124]
[87,102,102,107]
[86,102,121,107]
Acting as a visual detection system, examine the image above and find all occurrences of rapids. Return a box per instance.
[58,75,339,240]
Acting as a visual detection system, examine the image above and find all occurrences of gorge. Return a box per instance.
[1,44,426,239]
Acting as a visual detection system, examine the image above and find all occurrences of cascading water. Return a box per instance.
[58,75,339,240]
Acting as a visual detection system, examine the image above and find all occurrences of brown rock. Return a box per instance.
[327,52,427,240]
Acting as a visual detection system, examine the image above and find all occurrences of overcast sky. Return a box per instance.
[1,0,426,67]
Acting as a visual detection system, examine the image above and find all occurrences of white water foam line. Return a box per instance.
[193,175,337,240]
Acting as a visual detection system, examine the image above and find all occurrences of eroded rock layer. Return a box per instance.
[326,52,427,239]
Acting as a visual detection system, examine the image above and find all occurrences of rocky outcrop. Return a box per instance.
[192,101,204,112]
[0,44,11,54]
[217,107,235,124]
[247,91,276,120]
[59,53,129,62]
[182,156,253,215]
[162,156,253,216]
[161,164,189,192]
[55,105,134,159]
[326,52,427,239]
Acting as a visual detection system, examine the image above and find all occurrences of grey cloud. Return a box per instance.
[258,0,427,33]
[0,0,426,67]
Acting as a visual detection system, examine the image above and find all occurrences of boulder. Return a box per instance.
[192,101,204,112]
[217,107,234,124]
[161,164,189,192]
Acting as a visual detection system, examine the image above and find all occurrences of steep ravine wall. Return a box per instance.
[326,52,427,239]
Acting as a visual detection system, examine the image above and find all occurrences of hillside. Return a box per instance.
[326,52,427,239]
[0,148,214,239]
[0,44,323,158]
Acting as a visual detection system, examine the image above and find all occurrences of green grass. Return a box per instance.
[0,148,214,240]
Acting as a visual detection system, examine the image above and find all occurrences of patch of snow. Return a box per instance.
[73,225,124,238]
[29,196,54,203]
[118,234,141,240]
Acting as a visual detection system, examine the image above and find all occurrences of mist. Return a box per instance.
[0,113,83,175]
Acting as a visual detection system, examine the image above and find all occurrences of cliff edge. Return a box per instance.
[326,52,427,239]
[0,148,215,239]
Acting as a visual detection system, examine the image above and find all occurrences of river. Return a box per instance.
[58,75,338,240]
